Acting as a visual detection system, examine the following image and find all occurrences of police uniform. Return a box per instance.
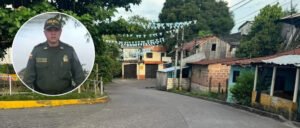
[24,42,85,94]
[23,17,85,95]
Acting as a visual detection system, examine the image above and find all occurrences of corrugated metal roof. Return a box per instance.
[188,58,237,65]
[158,66,188,73]
[262,55,300,67]
[223,48,300,65]
[280,13,300,20]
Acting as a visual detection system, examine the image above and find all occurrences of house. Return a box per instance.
[178,35,241,92]
[224,48,300,120]
[238,21,253,36]
[277,13,300,50]
[121,45,168,79]
[121,47,140,79]
[187,58,236,93]
[181,36,238,64]
[220,32,241,58]
[251,53,300,120]
[252,55,300,120]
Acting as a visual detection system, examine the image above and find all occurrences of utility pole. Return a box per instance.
[174,32,179,89]
[291,0,293,16]
[94,63,99,96]
[179,27,184,91]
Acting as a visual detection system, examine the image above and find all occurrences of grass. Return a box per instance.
[169,89,226,101]
[0,80,107,101]
[0,91,106,101]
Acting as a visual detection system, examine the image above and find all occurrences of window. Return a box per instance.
[211,44,216,51]
[146,53,153,58]
[232,71,240,83]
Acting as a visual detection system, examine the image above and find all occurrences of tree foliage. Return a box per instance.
[0,0,141,82]
[236,4,284,58]
[159,0,234,50]
[230,71,254,106]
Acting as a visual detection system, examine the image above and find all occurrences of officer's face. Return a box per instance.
[44,28,62,44]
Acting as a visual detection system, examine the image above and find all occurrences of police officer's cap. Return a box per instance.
[44,17,62,30]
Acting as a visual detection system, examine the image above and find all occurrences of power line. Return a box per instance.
[234,1,291,25]
[230,0,253,11]
[229,0,248,8]
[235,0,280,23]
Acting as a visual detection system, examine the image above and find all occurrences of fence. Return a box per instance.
[0,74,104,96]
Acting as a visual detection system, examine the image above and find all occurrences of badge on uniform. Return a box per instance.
[36,58,48,63]
[63,55,69,62]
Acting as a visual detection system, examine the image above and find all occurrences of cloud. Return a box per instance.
[115,0,166,21]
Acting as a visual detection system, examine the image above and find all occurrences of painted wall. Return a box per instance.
[239,22,252,36]
[227,65,254,103]
[122,45,167,80]
[137,63,145,80]
[252,91,297,120]
[123,48,140,61]
[143,52,162,63]
[275,68,296,93]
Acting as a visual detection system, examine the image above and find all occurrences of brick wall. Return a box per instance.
[191,63,230,93]
[208,64,230,92]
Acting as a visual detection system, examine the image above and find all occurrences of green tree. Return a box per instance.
[230,71,254,106]
[159,0,234,50]
[236,4,284,58]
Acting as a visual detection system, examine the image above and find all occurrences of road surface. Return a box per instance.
[0,79,297,128]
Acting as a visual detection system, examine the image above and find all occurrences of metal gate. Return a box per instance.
[124,64,137,79]
[145,64,158,78]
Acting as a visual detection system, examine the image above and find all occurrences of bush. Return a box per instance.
[0,64,15,74]
[230,71,254,106]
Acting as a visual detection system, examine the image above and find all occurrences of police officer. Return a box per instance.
[23,17,85,95]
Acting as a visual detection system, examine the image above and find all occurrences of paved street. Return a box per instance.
[0,79,297,128]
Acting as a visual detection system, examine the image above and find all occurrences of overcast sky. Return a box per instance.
[115,0,300,33]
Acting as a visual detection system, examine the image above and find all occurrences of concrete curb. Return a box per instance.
[0,96,109,109]
[169,91,300,127]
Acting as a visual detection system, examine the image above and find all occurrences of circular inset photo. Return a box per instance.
[12,12,95,96]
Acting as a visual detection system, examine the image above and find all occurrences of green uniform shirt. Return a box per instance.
[24,41,85,94]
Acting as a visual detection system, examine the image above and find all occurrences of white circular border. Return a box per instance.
[12,12,95,96]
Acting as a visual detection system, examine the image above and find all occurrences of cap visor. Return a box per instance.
[45,26,61,30]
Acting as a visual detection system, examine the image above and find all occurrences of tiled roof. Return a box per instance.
[182,36,216,51]
[143,45,166,52]
[182,40,197,51]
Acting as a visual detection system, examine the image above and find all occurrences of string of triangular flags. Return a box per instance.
[104,20,196,47]
[103,29,180,38]
[129,20,197,30]
[105,37,165,47]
